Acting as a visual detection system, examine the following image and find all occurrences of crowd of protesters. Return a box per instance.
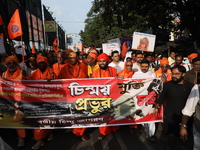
[0,48,200,149]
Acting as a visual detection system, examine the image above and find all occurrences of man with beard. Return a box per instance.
[59,52,88,141]
[132,60,156,142]
[170,54,189,71]
[2,55,24,147]
[132,52,144,72]
[184,57,200,84]
[59,52,88,79]
[92,53,117,78]
[2,55,22,79]
[154,65,194,149]
[92,53,119,140]
[132,60,155,78]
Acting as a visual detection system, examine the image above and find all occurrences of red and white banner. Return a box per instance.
[0,77,163,129]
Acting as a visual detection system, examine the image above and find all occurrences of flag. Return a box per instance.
[81,43,84,51]
[31,44,36,54]
[121,42,128,59]
[52,37,59,53]
[0,15,3,25]
[7,9,23,39]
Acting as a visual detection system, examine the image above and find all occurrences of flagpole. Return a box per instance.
[20,35,25,70]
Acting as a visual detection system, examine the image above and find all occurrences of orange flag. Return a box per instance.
[121,42,128,59]
[7,9,23,39]
[31,44,36,54]
[52,37,59,53]
[0,15,3,25]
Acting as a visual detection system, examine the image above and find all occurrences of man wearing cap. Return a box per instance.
[92,53,119,140]
[60,52,88,79]
[155,58,172,82]
[2,55,25,148]
[52,52,66,79]
[26,54,37,77]
[27,54,55,149]
[108,50,124,73]
[184,57,200,84]
[92,53,117,78]
[87,50,99,78]
[187,53,198,71]
[28,55,55,80]
[59,52,88,140]
[2,55,22,79]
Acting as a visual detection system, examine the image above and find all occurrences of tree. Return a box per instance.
[80,0,200,47]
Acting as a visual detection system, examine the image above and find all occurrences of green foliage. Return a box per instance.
[80,0,200,47]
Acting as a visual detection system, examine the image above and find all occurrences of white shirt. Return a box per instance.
[132,62,140,72]
[182,84,199,117]
[109,61,124,73]
[132,70,156,79]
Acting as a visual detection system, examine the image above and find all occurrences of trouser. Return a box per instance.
[16,129,52,140]
[99,126,119,135]
[193,126,200,150]
[72,128,86,136]
[16,129,26,138]
[143,122,155,137]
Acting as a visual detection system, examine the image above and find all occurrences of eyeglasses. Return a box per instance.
[126,65,133,67]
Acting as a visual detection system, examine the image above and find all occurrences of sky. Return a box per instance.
[42,0,93,44]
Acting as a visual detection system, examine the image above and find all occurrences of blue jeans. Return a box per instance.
[193,126,200,150]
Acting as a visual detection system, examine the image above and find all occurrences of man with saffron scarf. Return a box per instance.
[28,55,55,149]
[92,53,119,140]
[60,52,88,79]
[52,52,66,78]
[155,58,172,82]
[2,55,24,147]
[117,61,137,133]
[28,55,55,80]
[92,53,117,78]
[87,50,99,78]
[2,55,22,79]
[59,52,88,140]
[118,61,134,79]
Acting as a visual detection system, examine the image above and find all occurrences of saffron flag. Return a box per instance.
[52,37,59,53]
[0,15,3,25]
[7,9,23,39]
[31,44,36,54]
[121,42,128,59]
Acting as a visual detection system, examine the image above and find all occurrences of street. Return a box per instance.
[0,124,193,150]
